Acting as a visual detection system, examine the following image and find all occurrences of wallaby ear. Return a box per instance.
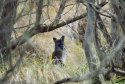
[53,37,57,42]
[61,36,65,41]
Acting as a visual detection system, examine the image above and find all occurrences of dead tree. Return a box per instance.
[110,0,125,76]
[83,0,102,83]
[0,0,18,63]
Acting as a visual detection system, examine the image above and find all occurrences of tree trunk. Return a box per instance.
[0,0,18,63]
[83,0,101,83]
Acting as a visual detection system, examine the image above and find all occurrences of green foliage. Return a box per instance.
[114,76,125,84]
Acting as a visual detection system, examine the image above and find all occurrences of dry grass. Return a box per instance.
[6,31,87,84]
[0,1,116,84]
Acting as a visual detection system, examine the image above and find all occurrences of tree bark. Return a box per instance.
[52,0,67,25]
[111,0,125,34]
[0,0,18,63]
[83,0,101,83]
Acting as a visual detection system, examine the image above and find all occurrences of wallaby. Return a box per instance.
[52,36,66,65]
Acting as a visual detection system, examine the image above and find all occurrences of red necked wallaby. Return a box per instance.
[52,36,66,65]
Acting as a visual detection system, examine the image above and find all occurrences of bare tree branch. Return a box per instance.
[52,0,67,25]
[54,37,125,84]
[0,13,87,53]
[35,0,43,26]
[113,68,125,76]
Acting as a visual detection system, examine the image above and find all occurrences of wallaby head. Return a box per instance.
[52,36,66,65]
[53,36,65,51]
